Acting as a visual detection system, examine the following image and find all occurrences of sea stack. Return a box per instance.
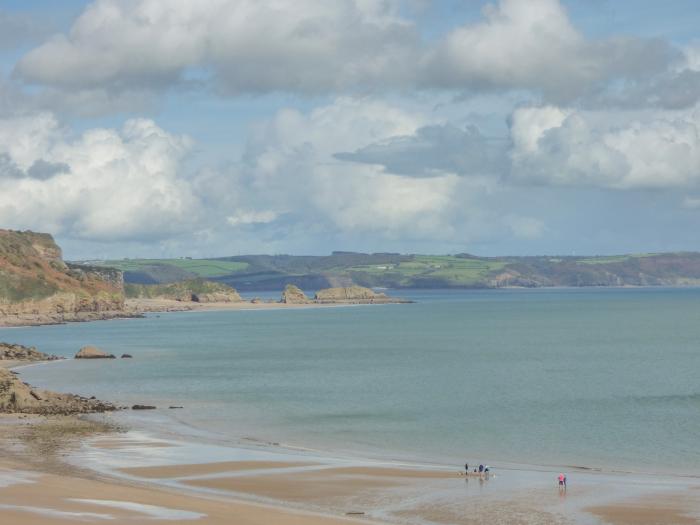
[280,284,310,304]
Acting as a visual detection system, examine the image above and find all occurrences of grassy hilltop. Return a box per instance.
[90,251,700,291]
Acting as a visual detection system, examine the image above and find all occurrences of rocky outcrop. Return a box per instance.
[0,342,61,361]
[0,230,126,325]
[125,278,242,303]
[0,368,116,414]
[280,284,310,304]
[75,346,115,359]
[312,286,409,304]
[191,290,242,303]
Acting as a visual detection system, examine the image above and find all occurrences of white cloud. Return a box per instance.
[509,105,700,189]
[13,0,680,109]
[16,0,418,96]
[226,210,277,226]
[428,0,674,102]
[0,115,197,241]
[237,97,447,233]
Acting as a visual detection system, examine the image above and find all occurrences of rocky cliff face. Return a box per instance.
[280,284,310,304]
[125,278,242,302]
[0,229,125,322]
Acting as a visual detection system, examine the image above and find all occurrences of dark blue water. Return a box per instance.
[5,288,700,474]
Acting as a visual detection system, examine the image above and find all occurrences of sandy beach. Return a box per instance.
[1,406,700,525]
[2,309,700,524]
[0,298,394,328]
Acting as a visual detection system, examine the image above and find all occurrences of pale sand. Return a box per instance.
[0,359,27,369]
[586,494,700,525]
[127,298,352,313]
[181,466,462,504]
[184,468,404,502]
[0,460,374,525]
[120,460,320,478]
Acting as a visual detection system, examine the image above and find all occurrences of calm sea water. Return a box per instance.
[5,288,700,475]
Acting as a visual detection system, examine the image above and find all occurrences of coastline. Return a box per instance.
[1,358,700,524]
[2,404,700,525]
[0,296,410,328]
[3,293,700,524]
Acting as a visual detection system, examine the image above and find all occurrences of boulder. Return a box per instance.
[121,354,133,359]
[75,346,115,359]
[132,404,156,410]
[280,284,310,304]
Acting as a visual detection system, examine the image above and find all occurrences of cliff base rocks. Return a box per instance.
[0,368,116,415]
[0,343,61,362]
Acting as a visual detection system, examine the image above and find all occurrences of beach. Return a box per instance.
[2,288,700,524]
[1,410,700,525]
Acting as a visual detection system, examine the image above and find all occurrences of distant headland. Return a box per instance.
[87,249,700,291]
[0,230,408,327]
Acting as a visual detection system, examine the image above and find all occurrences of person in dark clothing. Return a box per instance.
[478,464,484,473]
[465,463,469,475]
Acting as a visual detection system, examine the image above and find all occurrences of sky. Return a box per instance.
[0,1,699,259]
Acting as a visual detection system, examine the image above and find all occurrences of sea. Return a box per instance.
[5,288,700,476]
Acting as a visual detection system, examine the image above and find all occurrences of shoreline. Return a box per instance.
[1,361,700,523]
[5,411,700,525]
[0,297,411,328]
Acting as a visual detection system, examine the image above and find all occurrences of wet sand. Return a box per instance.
[586,494,700,525]
[1,361,700,524]
[2,415,700,525]
[0,460,375,525]
[120,460,321,478]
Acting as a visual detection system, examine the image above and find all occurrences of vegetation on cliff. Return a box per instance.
[0,229,124,316]
[124,278,242,302]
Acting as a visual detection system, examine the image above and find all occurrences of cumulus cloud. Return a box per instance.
[0,114,197,240]
[13,0,686,109]
[425,0,672,101]
[335,124,508,178]
[509,105,700,189]
[232,97,458,238]
[16,0,418,96]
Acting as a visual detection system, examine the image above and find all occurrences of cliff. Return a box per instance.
[125,278,242,303]
[0,230,125,324]
[280,284,310,304]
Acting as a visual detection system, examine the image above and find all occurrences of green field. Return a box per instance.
[101,259,249,277]
[343,255,506,285]
[577,253,655,265]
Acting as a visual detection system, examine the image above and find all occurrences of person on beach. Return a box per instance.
[558,473,565,490]
[563,474,567,489]
[465,463,469,475]
[478,464,484,473]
